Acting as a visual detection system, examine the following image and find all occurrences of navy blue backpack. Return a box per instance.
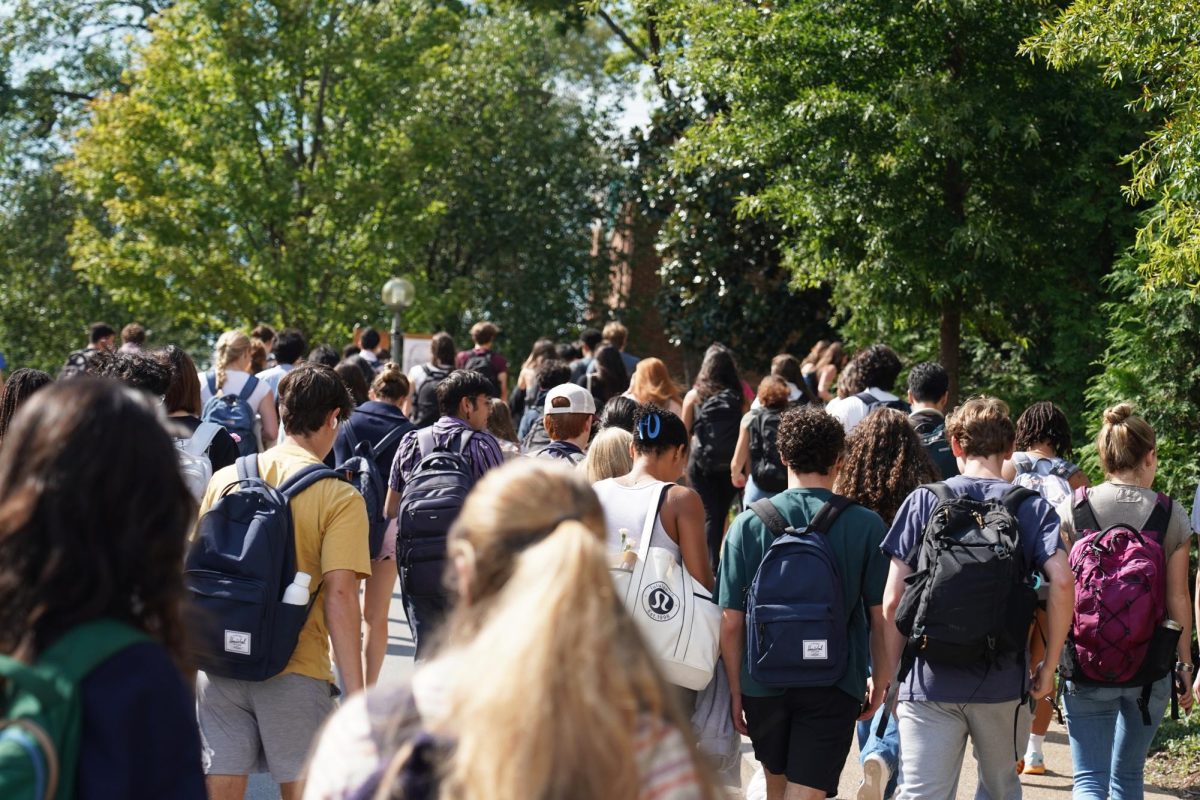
[336,424,410,559]
[202,373,260,457]
[397,429,476,603]
[746,496,852,688]
[185,455,344,681]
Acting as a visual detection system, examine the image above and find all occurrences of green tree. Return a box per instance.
[62,0,610,361]
[665,0,1141,402]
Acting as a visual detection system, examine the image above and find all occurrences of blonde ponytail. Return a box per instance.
[213,330,252,391]
[403,460,715,800]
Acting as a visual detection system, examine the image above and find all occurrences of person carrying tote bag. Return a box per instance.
[594,407,720,692]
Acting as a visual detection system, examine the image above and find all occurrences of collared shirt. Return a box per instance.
[256,362,295,396]
[388,415,504,495]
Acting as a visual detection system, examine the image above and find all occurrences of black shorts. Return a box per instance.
[742,687,861,794]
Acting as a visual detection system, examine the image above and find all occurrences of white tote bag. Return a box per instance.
[611,483,721,691]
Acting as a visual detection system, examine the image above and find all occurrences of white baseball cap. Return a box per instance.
[544,383,597,415]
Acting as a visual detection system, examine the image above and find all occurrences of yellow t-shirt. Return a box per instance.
[199,442,372,683]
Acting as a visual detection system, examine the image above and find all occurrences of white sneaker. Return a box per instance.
[858,753,891,800]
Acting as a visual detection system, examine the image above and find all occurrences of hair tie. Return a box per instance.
[505,514,580,552]
[636,414,662,441]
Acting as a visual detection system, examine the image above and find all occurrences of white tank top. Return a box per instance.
[592,479,680,561]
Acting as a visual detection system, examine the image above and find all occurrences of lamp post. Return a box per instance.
[381,277,415,366]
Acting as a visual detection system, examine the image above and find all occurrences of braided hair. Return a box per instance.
[1014,401,1073,458]
[213,331,252,391]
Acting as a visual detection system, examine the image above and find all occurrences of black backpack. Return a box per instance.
[749,407,787,493]
[894,482,1038,680]
[911,415,958,479]
[335,424,409,559]
[855,391,911,416]
[463,350,500,398]
[185,456,343,681]
[396,429,477,633]
[691,389,742,473]
[413,367,449,429]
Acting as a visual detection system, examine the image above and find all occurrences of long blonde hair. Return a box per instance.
[583,426,634,483]
[212,330,252,391]
[627,357,681,409]
[387,460,713,800]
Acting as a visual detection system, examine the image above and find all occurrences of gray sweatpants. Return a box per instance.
[894,699,1031,800]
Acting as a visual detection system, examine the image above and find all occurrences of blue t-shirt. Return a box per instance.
[718,488,889,701]
[881,476,1063,703]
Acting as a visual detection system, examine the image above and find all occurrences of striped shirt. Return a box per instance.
[388,415,504,494]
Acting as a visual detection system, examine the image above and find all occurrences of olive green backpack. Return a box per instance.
[0,619,148,800]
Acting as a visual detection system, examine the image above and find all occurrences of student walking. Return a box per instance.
[0,378,206,800]
[625,356,683,417]
[304,460,716,800]
[731,376,791,506]
[719,405,890,800]
[683,344,748,570]
[200,330,279,453]
[832,409,939,800]
[1058,405,1193,799]
[530,383,595,465]
[407,332,457,428]
[878,396,1074,800]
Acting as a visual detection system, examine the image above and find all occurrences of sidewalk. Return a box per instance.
[739,718,1181,798]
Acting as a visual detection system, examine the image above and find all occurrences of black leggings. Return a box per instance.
[688,465,739,572]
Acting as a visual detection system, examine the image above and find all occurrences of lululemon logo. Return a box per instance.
[643,582,679,622]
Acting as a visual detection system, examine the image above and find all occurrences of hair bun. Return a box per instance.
[1103,403,1133,426]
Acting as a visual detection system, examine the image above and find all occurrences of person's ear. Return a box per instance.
[949,436,966,458]
[326,408,340,430]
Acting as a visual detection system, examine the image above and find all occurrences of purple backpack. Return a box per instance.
[1064,487,1174,688]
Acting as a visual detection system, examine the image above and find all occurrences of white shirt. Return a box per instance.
[199,368,273,410]
[256,363,295,397]
[825,386,901,433]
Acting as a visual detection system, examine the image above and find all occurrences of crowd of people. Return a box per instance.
[0,319,1197,800]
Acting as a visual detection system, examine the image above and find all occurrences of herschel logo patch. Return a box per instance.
[224,630,252,655]
[803,640,828,660]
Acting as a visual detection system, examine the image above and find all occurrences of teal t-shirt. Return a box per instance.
[717,488,889,701]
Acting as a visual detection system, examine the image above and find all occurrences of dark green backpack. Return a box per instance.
[0,619,149,800]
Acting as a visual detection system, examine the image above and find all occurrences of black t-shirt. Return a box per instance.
[78,642,206,800]
[172,414,239,472]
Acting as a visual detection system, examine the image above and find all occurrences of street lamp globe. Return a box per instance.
[381,276,415,311]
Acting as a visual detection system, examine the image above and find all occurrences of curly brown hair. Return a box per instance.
[776,405,844,475]
[833,409,939,525]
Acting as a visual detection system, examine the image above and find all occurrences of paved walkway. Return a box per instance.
[740,720,1180,798]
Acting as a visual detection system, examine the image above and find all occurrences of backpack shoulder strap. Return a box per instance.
[416,426,437,458]
[374,424,409,455]
[237,374,259,402]
[1000,485,1039,518]
[235,454,260,481]
[185,422,223,457]
[206,371,218,396]
[453,430,475,456]
[279,464,344,499]
[1072,486,1101,532]
[808,494,853,535]
[750,498,790,538]
[854,390,878,408]
[1142,493,1173,542]
[1011,452,1034,474]
[922,481,956,504]
[1049,459,1080,480]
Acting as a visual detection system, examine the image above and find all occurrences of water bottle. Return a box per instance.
[281,572,312,605]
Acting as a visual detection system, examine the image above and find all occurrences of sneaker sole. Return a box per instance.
[1023,764,1046,775]
[858,757,886,800]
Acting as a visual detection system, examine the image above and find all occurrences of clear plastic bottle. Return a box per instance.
[281,571,312,605]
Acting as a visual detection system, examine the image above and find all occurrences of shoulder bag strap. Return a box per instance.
[635,483,671,562]
[235,454,259,481]
[374,424,409,456]
[454,430,475,455]
[341,420,361,454]
[237,374,260,401]
[921,481,956,505]
[279,464,345,499]
[185,422,224,457]
[808,494,853,535]
[416,427,437,458]
[1142,493,1173,543]
[36,619,151,684]
[1000,485,1039,518]
[750,498,790,538]
[854,390,879,409]
[1072,487,1101,532]
[206,371,218,396]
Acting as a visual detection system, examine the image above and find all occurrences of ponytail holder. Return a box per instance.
[636,414,662,441]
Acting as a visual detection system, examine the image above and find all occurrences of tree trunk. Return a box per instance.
[939,296,962,406]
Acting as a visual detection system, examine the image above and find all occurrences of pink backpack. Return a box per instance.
[1064,487,1173,688]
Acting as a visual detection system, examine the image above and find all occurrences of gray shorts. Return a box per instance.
[197,670,336,784]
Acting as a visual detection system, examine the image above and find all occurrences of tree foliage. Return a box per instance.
[1023,0,1200,289]
[664,0,1141,402]
[59,0,609,361]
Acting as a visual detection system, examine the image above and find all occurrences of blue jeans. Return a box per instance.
[857,704,900,798]
[1063,676,1171,800]
[743,475,776,506]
